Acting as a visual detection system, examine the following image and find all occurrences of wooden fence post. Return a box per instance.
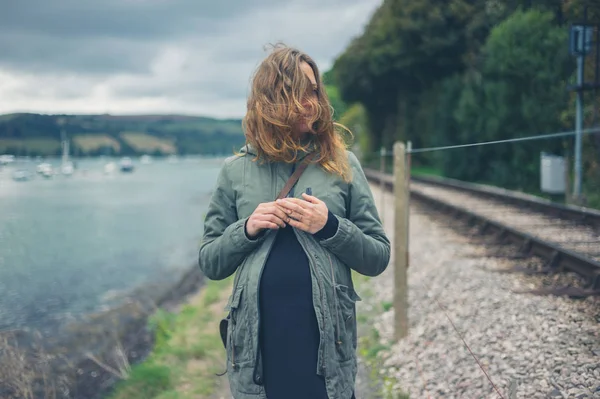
[393,141,409,340]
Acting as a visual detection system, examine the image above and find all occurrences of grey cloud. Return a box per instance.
[0,0,373,74]
[0,0,381,117]
[0,0,227,74]
[0,32,159,74]
[1,0,348,40]
[3,1,257,39]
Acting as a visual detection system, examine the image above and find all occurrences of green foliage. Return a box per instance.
[339,103,371,153]
[357,314,407,398]
[435,9,572,191]
[108,362,172,399]
[411,165,442,177]
[325,85,348,122]
[202,281,225,307]
[332,0,510,152]
[148,309,178,353]
[381,301,393,312]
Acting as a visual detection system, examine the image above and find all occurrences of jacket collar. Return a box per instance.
[239,136,319,163]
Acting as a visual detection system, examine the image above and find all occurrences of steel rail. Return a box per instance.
[364,169,600,290]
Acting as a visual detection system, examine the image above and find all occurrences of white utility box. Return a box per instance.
[540,152,566,194]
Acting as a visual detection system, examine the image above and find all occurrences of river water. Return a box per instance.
[0,156,222,336]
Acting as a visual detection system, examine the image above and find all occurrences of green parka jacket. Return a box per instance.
[199,144,390,399]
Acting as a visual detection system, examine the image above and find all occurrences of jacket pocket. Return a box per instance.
[334,284,362,362]
[225,284,251,367]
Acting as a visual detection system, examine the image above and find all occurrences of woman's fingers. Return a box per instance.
[275,197,328,234]
[250,199,320,234]
[254,213,285,228]
[276,198,310,217]
[287,217,310,231]
[268,204,290,222]
[258,202,291,220]
[266,213,287,228]
[301,193,321,204]
[255,203,289,224]
[255,220,280,230]
[255,214,284,229]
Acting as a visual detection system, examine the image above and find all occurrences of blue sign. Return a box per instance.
[569,25,594,55]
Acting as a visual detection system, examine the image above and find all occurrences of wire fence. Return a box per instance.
[359,125,600,208]
[371,126,600,156]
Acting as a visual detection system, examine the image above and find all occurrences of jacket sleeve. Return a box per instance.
[318,151,391,277]
[198,158,265,280]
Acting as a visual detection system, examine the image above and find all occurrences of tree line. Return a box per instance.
[329,0,600,207]
[0,113,246,157]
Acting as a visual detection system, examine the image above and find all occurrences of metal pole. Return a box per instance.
[406,141,411,270]
[574,40,585,200]
[379,146,386,224]
[594,25,600,92]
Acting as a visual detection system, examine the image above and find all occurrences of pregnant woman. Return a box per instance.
[199,43,390,399]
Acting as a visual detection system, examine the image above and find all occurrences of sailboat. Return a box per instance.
[60,130,74,176]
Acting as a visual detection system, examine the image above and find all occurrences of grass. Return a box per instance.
[0,138,61,155]
[0,332,71,399]
[410,165,442,177]
[106,277,232,399]
[72,134,121,153]
[352,271,410,399]
[120,132,177,154]
[381,301,393,312]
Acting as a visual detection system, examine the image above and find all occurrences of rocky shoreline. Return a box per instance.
[0,264,206,399]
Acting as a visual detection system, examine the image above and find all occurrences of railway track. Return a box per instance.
[364,169,600,293]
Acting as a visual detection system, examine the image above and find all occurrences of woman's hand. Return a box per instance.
[276,193,328,234]
[246,202,290,238]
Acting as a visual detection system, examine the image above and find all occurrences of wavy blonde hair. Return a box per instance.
[242,44,352,182]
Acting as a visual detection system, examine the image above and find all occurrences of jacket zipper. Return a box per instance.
[252,163,285,382]
[252,233,277,384]
[229,257,246,369]
[231,316,236,367]
[328,254,342,345]
[296,231,328,375]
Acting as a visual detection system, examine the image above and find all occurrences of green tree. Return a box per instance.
[332,0,506,151]
[438,9,572,190]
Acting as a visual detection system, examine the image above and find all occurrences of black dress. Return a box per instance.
[256,178,347,398]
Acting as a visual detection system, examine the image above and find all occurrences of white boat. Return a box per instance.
[0,154,15,165]
[140,155,152,164]
[61,161,74,176]
[104,162,117,175]
[36,162,54,178]
[119,157,135,173]
[12,170,32,181]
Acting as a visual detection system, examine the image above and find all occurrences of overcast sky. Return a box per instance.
[0,0,380,119]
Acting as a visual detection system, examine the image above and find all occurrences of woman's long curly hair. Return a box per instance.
[242,44,352,182]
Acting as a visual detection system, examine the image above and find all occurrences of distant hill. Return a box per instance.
[0,113,246,157]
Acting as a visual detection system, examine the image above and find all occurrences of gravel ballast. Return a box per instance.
[355,184,600,399]
[410,182,600,262]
